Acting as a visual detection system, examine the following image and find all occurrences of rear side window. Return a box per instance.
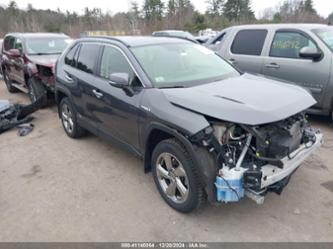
[77,44,100,74]
[65,44,79,67]
[231,30,268,56]
[270,31,317,59]
[4,36,15,51]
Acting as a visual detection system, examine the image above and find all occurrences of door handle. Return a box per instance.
[92,89,103,99]
[64,73,73,82]
[265,63,280,69]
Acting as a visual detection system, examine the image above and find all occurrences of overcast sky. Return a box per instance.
[1,0,332,18]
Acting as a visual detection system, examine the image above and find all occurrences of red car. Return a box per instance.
[1,33,71,106]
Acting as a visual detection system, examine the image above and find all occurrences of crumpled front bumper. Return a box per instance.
[260,132,323,189]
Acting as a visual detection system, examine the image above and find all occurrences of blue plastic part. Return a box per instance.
[215,176,245,203]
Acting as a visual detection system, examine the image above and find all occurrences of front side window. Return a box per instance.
[313,28,333,52]
[14,38,23,51]
[131,43,239,88]
[26,37,71,55]
[77,44,100,74]
[99,46,134,80]
[270,31,317,59]
[231,30,268,56]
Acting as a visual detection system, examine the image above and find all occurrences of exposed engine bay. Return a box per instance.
[194,112,323,204]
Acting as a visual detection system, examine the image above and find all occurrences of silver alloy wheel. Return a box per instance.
[61,103,74,134]
[156,152,189,204]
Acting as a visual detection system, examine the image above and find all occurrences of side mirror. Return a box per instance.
[109,73,130,88]
[8,49,21,57]
[299,46,322,61]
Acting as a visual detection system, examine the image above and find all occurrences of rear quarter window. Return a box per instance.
[65,44,79,67]
[231,30,268,56]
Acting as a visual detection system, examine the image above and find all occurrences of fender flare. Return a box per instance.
[143,122,218,203]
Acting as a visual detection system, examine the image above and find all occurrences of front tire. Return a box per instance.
[59,97,86,138]
[28,78,48,107]
[3,69,18,93]
[151,138,204,213]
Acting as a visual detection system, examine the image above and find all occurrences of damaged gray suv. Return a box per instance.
[55,36,323,213]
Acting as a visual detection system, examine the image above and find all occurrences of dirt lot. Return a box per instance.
[0,81,332,242]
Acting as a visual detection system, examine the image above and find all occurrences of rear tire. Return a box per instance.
[59,97,86,138]
[151,138,204,213]
[3,69,18,93]
[28,78,48,107]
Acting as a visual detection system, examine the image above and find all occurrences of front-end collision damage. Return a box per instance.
[35,64,56,90]
[189,113,323,205]
[27,62,56,91]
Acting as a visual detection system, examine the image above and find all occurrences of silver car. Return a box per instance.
[206,24,333,120]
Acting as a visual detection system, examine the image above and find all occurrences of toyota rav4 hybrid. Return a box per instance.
[55,36,323,213]
[1,33,72,106]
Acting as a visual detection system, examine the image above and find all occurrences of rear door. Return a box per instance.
[223,29,268,74]
[72,43,103,130]
[262,29,331,107]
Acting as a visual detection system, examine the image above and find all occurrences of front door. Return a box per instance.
[92,45,143,150]
[12,37,25,84]
[262,30,331,108]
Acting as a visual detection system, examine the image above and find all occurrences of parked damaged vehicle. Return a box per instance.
[55,37,323,213]
[1,33,71,106]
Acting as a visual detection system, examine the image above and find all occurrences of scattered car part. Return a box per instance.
[0,96,43,134]
[17,123,34,136]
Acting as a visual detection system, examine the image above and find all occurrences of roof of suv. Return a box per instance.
[79,36,192,47]
[5,33,69,39]
[229,23,329,30]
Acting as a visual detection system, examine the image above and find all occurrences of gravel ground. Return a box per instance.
[0,81,332,242]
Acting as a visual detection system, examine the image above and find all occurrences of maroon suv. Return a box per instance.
[1,33,71,106]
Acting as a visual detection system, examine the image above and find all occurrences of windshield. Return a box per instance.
[26,38,71,55]
[313,28,333,52]
[131,43,239,88]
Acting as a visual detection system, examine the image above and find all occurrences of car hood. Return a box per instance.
[160,73,316,125]
[27,54,60,67]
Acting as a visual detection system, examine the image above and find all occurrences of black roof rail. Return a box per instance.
[79,35,131,47]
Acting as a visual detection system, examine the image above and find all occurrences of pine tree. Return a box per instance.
[223,0,255,22]
[328,12,333,25]
[143,0,165,21]
[206,0,224,16]
[304,0,316,14]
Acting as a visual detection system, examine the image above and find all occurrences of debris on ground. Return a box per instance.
[17,123,34,136]
[0,97,43,134]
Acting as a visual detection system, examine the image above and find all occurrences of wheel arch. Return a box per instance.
[143,122,219,204]
[55,89,70,117]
